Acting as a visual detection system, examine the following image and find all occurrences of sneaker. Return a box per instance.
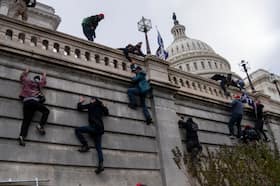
[95,165,104,174]
[146,118,153,125]
[78,145,90,153]
[229,135,235,139]
[36,125,46,135]
[18,136,25,146]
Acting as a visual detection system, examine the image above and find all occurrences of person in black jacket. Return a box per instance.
[254,100,270,142]
[178,117,202,162]
[81,14,104,41]
[11,0,36,21]
[75,96,109,174]
[118,42,146,63]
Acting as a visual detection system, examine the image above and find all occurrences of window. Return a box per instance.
[208,61,212,69]
[186,64,190,71]
[201,61,205,69]
[194,62,198,70]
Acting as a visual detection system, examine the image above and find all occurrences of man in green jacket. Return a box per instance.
[127,65,152,125]
[82,13,104,41]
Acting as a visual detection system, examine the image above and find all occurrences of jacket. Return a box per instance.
[77,100,109,134]
[231,99,244,115]
[82,15,101,29]
[132,71,151,94]
[19,72,46,99]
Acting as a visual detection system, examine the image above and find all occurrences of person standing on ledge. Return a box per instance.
[127,65,153,125]
[75,96,109,174]
[82,13,104,42]
[18,67,49,146]
[11,0,37,21]
[254,100,270,142]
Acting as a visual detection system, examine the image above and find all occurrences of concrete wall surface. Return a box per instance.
[0,16,280,186]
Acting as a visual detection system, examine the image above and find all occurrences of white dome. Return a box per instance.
[166,15,240,79]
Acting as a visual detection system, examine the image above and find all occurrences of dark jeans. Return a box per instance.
[20,100,49,138]
[228,113,242,137]
[82,23,95,41]
[127,87,151,121]
[75,126,103,162]
[255,119,268,140]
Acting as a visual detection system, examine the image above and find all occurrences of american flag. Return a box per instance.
[156,30,168,60]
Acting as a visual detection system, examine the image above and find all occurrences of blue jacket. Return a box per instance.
[231,99,244,115]
[132,71,151,94]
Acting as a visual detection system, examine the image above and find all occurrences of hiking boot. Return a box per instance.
[18,136,25,146]
[36,125,46,135]
[78,145,90,153]
[146,118,153,125]
[95,162,104,174]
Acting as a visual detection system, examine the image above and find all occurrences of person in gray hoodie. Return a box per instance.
[228,95,244,139]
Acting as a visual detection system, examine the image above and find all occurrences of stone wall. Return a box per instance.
[0,15,280,186]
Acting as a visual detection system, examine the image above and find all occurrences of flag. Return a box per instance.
[156,30,168,60]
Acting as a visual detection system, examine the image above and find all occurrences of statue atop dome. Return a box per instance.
[172,12,179,25]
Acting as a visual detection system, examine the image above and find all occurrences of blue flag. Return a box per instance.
[156,30,168,60]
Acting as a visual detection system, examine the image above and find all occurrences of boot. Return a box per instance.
[78,145,90,153]
[36,124,46,135]
[18,136,25,146]
[95,161,104,174]
[146,118,153,125]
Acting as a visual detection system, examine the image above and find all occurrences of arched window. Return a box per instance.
[42,40,49,50]
[53,43,60,53]
[5,29,13,40]
[64,46,70,56]
[85,52,91,61]
[113,60,118,68]
[30,36,37,47]
[75,49,81,58]
[18,33,25,43]
[95,54,100,63]
[104,57,109,66]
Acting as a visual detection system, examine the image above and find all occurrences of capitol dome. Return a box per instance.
[166,14,239,79]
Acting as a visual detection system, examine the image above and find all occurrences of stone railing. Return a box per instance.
[0,15,146,80]
[168,67,241,102]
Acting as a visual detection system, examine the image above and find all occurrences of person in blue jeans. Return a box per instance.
[75,96,109,174]
[228,95,244,139]
[127,65,153,125]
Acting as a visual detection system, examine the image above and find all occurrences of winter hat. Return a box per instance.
[99,13,104,18]
[234,95,241,99]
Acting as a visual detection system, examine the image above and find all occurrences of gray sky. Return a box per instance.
[39,0,280,76]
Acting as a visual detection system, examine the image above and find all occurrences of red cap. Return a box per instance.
[99,13,104,18]
[234,95,240,99]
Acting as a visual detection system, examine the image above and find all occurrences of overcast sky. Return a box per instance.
[39,0,280,76]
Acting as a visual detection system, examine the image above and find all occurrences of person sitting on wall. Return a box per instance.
[10,0,36,21]
[75,96,109,174]
[81,13,104,42]
[118,42,146,63]
[178,117,202,162]
[127,65,153,125]
[18,67,49,146]
[228,95,244,139]
[241,124,260,143]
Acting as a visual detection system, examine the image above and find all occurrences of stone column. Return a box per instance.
[146,56,190,186]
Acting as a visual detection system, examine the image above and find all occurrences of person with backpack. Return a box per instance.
[81,13,104,42]
[228,95,244,139]
[254,100,270,142]
[127,65,152,125]
[75,96,109,174]
[241,125,259,143]
[11,0,36,21]
[178,117,202,162]
[18,67,49,146]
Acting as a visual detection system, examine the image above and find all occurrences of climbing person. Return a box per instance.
[11,0,36,21]
[118,42,146,62]
[241,124,259,143]
[211,73,232,96]
[254,100,270,142]
[18,67,49,146]
[82,13,104,42]
[127,65,152,125]
[228,95,244,139]
[178,117,202,162]
[75,96,109,174]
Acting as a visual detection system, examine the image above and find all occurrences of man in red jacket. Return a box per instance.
[18,67,49,146]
